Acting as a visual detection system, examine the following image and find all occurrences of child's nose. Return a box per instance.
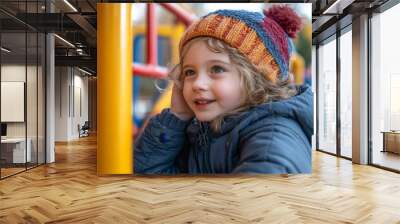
[192,73,209,91]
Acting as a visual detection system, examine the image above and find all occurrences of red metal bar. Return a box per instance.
[133,3,196,78]
[133,63,168,79]
[158,3,196,27]
[147,3,157,65]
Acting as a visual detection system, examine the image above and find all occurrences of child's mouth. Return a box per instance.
[194,99,216,108]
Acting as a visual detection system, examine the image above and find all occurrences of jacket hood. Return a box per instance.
[220,85,313,138]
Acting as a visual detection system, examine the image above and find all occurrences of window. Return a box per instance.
[340,29,352,158]
[317,37,337,154]
[371,3,400,171]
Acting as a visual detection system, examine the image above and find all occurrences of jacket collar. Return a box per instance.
[186,85,313,139]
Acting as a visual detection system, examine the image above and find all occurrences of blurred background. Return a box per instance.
[132,3,312,136]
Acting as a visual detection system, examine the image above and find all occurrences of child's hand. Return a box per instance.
[171,84,194,121]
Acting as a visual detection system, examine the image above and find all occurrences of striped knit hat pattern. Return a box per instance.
[179,5,302,82]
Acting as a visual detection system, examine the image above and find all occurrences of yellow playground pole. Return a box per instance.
[97,3,133,175]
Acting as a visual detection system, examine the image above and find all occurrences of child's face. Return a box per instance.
[181,40,245,122]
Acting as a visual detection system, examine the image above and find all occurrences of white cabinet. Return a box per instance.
[1,138,32,163]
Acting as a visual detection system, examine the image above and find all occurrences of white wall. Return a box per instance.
[1,64,26,81]
[55,66,69,141]
[55,67,89,141]
[72,73,89,137]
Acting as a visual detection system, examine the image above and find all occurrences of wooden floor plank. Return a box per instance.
[0,135,400,223]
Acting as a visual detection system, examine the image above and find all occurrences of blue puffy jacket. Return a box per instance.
[134,85,313,174]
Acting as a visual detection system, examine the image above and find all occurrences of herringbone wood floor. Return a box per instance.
[1,135,400,223]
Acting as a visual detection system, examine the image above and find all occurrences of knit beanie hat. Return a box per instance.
[179,5,302,82]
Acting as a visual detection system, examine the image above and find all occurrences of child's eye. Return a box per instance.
[210,65,226,74]
[183,69,195,77]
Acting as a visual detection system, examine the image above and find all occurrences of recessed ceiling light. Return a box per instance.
[1,47,11,53]
[63,0,78,12]
[54,34,75,48]
[77,67,93,76]
[322,0,354,15]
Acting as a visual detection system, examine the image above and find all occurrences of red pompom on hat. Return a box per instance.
[263,5,302,38]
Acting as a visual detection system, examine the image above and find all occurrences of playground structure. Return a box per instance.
[97,3,197,175]
[132,3,196,137]
[132,24,183,133]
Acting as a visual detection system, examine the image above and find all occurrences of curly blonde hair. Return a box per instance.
[169,37,297,132]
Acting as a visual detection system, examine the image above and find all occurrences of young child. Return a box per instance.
[134,5,313,174]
